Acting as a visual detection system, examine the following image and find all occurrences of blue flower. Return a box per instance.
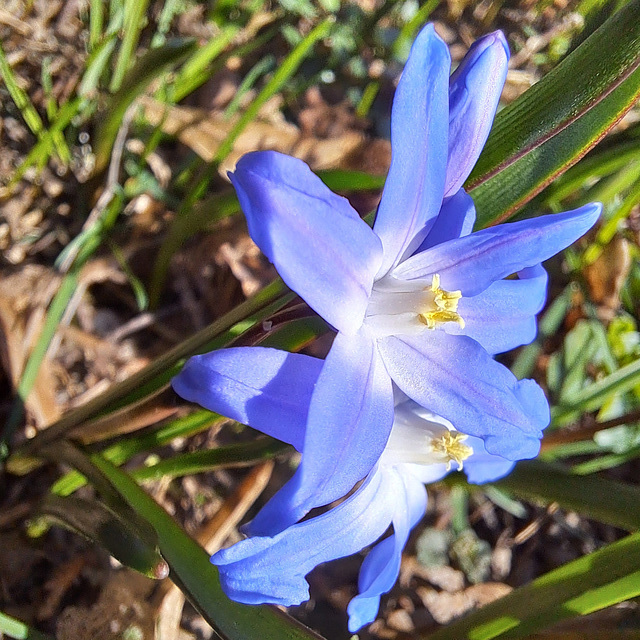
[175,345,517,630]
[174,24,600,542]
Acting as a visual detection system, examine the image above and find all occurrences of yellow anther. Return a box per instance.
[419,274,465,329]
[430,431,473,471]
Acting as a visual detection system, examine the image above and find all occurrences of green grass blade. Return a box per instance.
[90,454,326,640]
[79,34,118,98]
[109,0,151,92]
[10,97,82,187]
[89,0,104,51]
[0,611,54,640]
[553,356,640,424]
[0,41,44,136]
[495,460,640,531]
[132,438,290,480]
[212,17,334,165]
[224,54,276,118]
[317,169,386,192]
[425,531,640,640]
[51,411,225,496]
[172,24,240,102]
[94,38,196,175]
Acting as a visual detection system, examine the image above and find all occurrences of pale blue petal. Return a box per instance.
[347,469,427,632]
[230,151,383,335]
[416,188,476,252]
[464,435,516,484]
[377,332,549,459]
[172,347,322,451]
[211,467,398,607]
[445,31,509,197]
[373,24,450,277]
[246,329,394,536]
[393,204,601,296]
[446,265,548,354]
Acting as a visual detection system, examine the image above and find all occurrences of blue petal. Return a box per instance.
[373,24,450,277]
[463,435,516,484]
[211,467,398,607]
[246,329,394,536]
[377,332,549,459]
[347,469,427,632]
[230,151,383,335]
[172,347,323,451]
[445,31,509,197]
[393,204,601,296]
[416,188,476,252]
[446,265,548,354]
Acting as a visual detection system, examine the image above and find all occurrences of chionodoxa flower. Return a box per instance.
[172,23,600,630]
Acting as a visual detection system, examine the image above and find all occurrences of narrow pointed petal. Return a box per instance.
[416,188,476,252]
[373,24,450,277]
[246,329,394,537]
[211,467,398,607]
[347,470,427,632]
[230,151,383,334]
[446,265,548,354]
[377,332,549,459]
[394,204,601,296]
[463,435,516,484]
[172,347,322,451]
[445,31,509,197]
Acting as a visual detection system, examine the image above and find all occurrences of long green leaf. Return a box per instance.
[425,531,640,639]
[109,0,151,92]
[90,454,325,640]
[469,0,640,189]
[50,410,223,496]
[469,0,640,226]
[494,460,640,531]
[0,42,44,136]
[131,438,289,481]
[36,494,168,579]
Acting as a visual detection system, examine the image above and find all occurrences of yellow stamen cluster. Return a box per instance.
[419,274,465,329]
[430,431,473,471]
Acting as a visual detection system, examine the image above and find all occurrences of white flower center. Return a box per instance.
[381,403,473,471]
[364,273,465,338]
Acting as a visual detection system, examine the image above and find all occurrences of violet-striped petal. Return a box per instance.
[347,469,427,632]
[373,24,450,277]
[446,265,548,354]
[230,151,383,335]
[393,204,601,296]
[172,347,323,451]
[445,31,509,197]
[245,329,394,537]
[211,467,398,607]
[377,332,549,459]
[417,188,476,252]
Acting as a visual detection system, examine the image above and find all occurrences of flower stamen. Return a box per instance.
[419,274,465,330]
[430,430,473,470]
